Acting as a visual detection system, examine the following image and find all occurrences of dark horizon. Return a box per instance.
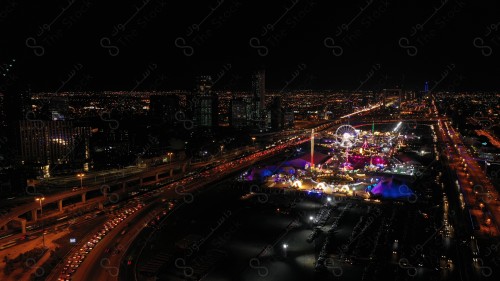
[1,0,499,92]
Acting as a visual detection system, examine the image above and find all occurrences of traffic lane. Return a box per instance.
[81,201,163,281]
[0,199,101,240]
[448,130,498,203]
[91,175,228,281]
[70,201,158,281]
[41,163,183,186]
[44,213,112,281]
[443,125,499,235]
[437,124,475,280]
[0,188,97,228]
[0,169,174,229]
[77,175,214,281]
[2,199,105,238]
[0,213,86,250]
[98,219,153,281]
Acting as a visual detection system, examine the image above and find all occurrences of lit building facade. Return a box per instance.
[19,120,90,176]
[193,76,218,128]
[230,98,248,128]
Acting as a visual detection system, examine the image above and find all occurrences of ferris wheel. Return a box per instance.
[335,125,358,148]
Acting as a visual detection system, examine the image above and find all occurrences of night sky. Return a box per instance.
[1,0,499,91]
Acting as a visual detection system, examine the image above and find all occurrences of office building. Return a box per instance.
[19,120,91,176]
[270,96,283,131]
[230,98,248,128]
[252,69,265,111]
[193,76,218,128]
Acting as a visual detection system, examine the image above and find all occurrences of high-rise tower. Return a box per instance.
[193,76,218,128]
[252,69,265,115]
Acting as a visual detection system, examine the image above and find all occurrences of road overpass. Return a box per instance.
[0,161,190,234]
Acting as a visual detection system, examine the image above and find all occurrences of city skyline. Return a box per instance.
[0,2,499,281]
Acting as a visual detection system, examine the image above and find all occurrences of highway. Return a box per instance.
[0,163,179,231]
[429,97,500,280]
[427,94,499,237]
[69,199,165,281]
[51,122,338,281]
[0,147,257,234]
[438,118,500,236]
[340,101,386,119]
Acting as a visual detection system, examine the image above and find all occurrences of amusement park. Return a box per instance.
[241,122,421,201]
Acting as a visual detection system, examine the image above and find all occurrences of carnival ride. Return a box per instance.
[334,125,359,171]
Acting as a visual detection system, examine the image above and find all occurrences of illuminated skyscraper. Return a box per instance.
[252,69,265,111]
[230,98,248,128]
[193,76,218,127]
[251,70,266,130]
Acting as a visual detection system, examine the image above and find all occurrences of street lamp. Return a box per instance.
[35,197,45,248]
[77,173,84,189]
[220,145,224,155]
[282,243,288,257]
[251,137,256,146]
[167,152,173,163]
